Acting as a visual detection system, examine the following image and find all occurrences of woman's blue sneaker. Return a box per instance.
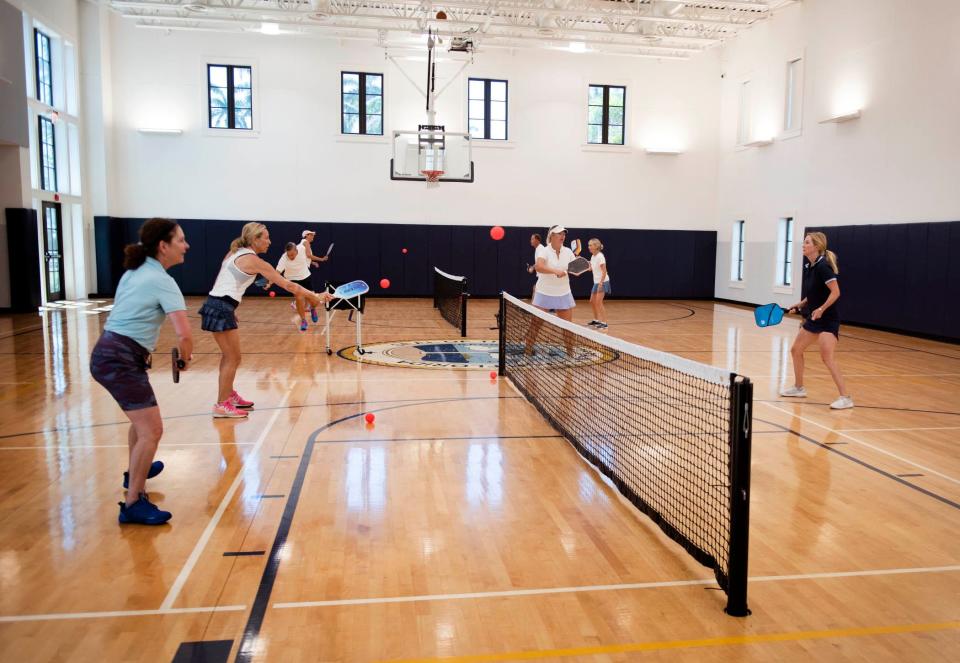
[118,494,171,525]
[310,306,319,323]
[123,460,164,489]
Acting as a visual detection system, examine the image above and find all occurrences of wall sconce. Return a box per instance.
[644,148,683,155]
[137,128,183,135]
[743,138,773,148]
[819,110,861,124]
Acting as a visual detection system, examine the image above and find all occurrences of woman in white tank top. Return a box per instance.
[199,222,330,418]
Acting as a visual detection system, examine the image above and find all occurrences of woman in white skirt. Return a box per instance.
[533,225,576,319]
[526,225,577,355]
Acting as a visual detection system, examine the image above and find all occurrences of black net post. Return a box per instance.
[725,375,753,617]
[497,293,506,376]
[460,293,469,338]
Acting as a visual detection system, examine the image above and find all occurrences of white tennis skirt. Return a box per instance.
[532,292,576,310]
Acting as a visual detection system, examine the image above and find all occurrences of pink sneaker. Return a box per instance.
[213,400,248,418]
[229,390,254,409]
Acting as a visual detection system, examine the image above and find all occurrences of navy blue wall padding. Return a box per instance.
[806,221,960,341]
[6,208,43,312]
[93,218,718,302]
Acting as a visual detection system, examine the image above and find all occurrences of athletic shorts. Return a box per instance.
[802,317,840,338]
[90,331,157,411]
[291,276,312,291]
[591,282,611,295]
[199,295,239,332]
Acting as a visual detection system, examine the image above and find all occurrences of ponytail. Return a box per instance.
[805,231,839,275]
[824,249,839,274]
[229,222,267,254]
[123,218,179,270]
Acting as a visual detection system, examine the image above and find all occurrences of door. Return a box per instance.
[41,201,65,301]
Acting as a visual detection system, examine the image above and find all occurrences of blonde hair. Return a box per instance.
[230,222,267,254]
[589,238,604,251]
[806,231,838,274]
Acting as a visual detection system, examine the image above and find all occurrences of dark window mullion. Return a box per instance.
[226,66,236,129]
[359,73,367,135]
[601,86,610,144]
[483,80,491,139]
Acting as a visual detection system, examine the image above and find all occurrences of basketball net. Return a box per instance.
[421,169,444,183]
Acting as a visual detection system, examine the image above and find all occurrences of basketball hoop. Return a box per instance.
[421,169,444,183]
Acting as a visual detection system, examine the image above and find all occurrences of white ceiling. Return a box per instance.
[105,0,797,59]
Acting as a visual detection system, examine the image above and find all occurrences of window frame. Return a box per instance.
[34,28,53,107]
[781,55,804,139]
[340,71,384,136]
[38,116,57,192]
[731,220,745,282]
[587,84,626,146]
[467,77,508,141]
[778,217,794,286]
[207,64,254,131]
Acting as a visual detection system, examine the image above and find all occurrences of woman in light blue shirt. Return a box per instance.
[90,218,193,525]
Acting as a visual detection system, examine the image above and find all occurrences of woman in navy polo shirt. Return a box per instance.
[780,232,853,409]
[90,218,193,525]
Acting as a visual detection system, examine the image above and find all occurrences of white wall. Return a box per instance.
[714,0,960,307]
[104,16,721,230]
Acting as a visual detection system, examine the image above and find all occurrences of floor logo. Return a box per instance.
[338,340,616,370]
[339,340,501,370]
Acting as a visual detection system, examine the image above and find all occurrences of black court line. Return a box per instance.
[256,494,285,499]
[755,417,960,512]
[269,455,299,460]
[897,473,925,478]
[223,551,266,557]
[171,640,233,663]
[0,395,525,441]
[233,396,467,663]
[316,433,564,444]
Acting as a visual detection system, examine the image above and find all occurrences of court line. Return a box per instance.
[272,564,960,609]
[0,605,246,623]
[756,417,960,510]
[0,395,524,441]
[234,396,478,663]
[159,386,294,611]
[761,402,960,486]
[380,620,960,662]
[0,442,256,451]
[836,426,960,432]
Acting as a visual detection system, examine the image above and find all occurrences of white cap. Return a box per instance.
[302,230,315,238]
[547,225,567,238]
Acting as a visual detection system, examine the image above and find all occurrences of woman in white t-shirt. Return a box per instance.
[532,225,576,320]
[587,238,610,329]
[527,233,544,298]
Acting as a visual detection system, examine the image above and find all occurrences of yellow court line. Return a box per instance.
[383,620,960,663]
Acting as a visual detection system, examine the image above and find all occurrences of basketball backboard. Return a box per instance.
[390,128,474,183]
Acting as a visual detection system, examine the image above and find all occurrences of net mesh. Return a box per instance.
[499,293,750,604]
[433,268,468,337]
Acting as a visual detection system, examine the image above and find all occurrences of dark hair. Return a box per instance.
[123,218,179,270]
[285,242,297,252]
[532,233,542,243]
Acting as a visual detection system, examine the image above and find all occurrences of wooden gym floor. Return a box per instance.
[0,296,957,662]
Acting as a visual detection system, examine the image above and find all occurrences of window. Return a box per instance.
[468,78,508,140]
[784,58,803,132]
[737,80,751,144]
[730,220,745,281]
[341,72,383,135]
[35,29,53,106]
[207,65,253,130]
[587,85,625,145]
[38,116,57,191]
[777,217,794,286]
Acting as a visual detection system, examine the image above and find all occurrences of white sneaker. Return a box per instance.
[780,385,807,397]
[830,396,854,410]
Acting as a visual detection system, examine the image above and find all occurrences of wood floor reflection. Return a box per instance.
[1,297,958,662]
